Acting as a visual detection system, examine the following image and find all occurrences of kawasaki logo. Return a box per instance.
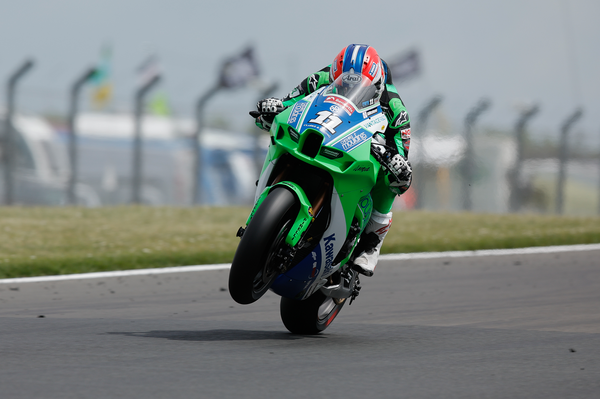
[324,233,336,271]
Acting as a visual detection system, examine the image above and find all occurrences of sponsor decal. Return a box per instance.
[353,166,370,173]
[340,131,369,151]
[369,62,378,77]
[405,138,411,151]
[329,105,341,114]
[401,127,411,140]
[375,218,392,235]
[362,108,379,118]
[362,114,387,129]
[309,74,319,92]
[291,217,309,242]
[342,74,362,84]
[324,96,354,115]
[288,86,301,98]
[362,99,375,107]
[310,251,318,278]
[394,110,408,127]
[323,234,336,273]
[359,195,373,221]
[287,101,308,124]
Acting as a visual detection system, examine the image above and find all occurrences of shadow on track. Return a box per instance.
[106,329,326,342]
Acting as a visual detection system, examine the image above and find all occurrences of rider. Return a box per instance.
[253,44,412,277]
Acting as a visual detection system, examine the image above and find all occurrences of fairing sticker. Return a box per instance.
[287,101,308,128]
[299,93,385,150]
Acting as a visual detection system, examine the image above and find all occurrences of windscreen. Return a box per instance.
[322,72,380,110]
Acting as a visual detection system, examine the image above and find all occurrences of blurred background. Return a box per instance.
[1,0,599,215]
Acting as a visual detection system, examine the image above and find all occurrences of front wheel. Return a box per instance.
[280,291,347,334]
[228,187,297,305]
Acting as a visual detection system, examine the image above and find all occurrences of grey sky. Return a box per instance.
[1,0,598,143]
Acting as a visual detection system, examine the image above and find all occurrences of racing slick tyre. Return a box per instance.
[280,291,346,334]
[228,187,298,305]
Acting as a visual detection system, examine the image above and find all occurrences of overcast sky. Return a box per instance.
[1,0,599,144]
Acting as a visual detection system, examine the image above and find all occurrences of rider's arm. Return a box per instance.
[380,84,411,160]
[255,66,332,131]
[281,66,332,107]
[379,65,412,195]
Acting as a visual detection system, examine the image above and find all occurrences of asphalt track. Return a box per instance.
[1,247,599,398]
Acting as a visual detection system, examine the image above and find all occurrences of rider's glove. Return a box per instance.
[254,98,285,131]
[388,154,412,195]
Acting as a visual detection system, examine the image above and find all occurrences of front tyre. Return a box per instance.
[280,291,346,334]
[228,187,297,305]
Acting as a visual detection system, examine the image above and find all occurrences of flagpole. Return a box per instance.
[192,45,260,205]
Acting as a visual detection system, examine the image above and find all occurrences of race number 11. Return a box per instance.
[309,111,342,134]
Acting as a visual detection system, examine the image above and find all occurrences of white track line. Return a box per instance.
[1,243,599,285]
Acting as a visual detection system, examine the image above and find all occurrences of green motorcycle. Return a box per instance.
[229,72,396,334]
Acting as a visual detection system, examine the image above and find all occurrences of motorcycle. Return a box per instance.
[228,72,399,334]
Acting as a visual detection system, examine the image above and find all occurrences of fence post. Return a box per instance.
[67,67,97,205]
[131,75,161,204]
[509,104,539,212]
[555,108,583,214]
[461,98,491,211]
[3,59,34,205]
[413,95,443,209]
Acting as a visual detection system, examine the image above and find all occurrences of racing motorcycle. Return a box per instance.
[228,72,400,334]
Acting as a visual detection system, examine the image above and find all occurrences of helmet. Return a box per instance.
[330,44,385,92]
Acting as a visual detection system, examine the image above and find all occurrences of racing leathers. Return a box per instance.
[254,61,412,276]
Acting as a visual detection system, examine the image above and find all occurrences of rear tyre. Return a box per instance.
[280,291,346,334]
[228,187,297,305]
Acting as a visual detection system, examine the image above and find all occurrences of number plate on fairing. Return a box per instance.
[290,89,388,154]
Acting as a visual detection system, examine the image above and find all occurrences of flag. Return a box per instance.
[91,45,113,109]
[219,46,260,89]
[387,49,421,84]
[137,54,161,88]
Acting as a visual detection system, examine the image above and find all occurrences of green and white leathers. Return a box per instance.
[257,62,412,214]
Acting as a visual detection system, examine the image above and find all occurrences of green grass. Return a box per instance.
[1,206,599,279]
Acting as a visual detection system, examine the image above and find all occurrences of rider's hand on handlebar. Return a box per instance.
[257,98,285,115]
[252,98,285,131]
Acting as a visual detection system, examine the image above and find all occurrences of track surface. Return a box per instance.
[1,249,599,398]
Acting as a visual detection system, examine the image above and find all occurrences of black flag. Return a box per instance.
[387,49,420,84]
[219,46,260,89]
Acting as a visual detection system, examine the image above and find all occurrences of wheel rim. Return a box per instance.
[251,220,291,296]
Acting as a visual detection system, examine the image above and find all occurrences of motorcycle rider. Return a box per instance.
[253,44,412,277]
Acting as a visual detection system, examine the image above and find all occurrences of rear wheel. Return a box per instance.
[280,291,347,334]
[228,187,297,305]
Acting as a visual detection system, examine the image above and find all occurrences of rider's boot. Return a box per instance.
[351,210,393,277]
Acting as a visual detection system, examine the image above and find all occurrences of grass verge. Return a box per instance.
[1,206,599,279]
